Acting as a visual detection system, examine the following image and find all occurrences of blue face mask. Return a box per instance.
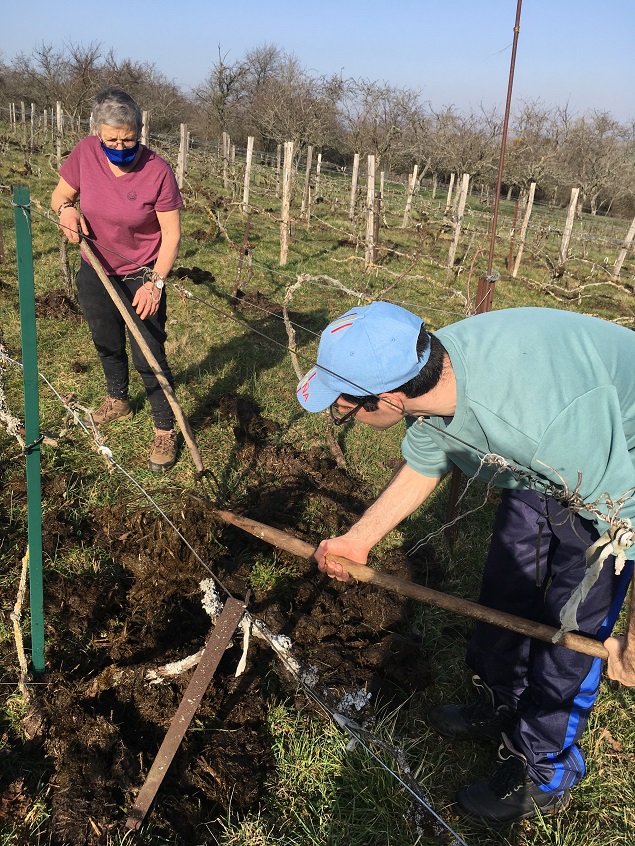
[100,140,140,166]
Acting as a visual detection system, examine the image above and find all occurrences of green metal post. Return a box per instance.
[13,185,45,673]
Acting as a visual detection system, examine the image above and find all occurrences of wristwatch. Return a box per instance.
[152,274,165,289]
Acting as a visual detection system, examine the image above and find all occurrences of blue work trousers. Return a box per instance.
[466,488,632,792]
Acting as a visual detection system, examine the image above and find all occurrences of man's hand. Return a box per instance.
[314,536,370,582]
[603,635,635,687]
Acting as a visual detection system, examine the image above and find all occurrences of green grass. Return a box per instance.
[1,121,634,845]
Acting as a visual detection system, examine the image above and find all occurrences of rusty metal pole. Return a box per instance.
[447,0,523,540]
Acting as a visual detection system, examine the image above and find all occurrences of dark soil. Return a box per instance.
[0,388,437,845]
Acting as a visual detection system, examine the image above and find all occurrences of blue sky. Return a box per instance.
[2,0,632,121]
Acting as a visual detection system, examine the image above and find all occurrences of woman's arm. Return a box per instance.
[51,177,88,243]
[132,209,181,320]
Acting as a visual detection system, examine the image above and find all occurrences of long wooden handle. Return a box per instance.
[215,509,609,660]
[80,239,204,472]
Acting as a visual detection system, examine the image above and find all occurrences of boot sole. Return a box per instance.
[148,456,177,472]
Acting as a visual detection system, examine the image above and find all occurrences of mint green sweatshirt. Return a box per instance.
[401,307,635,550]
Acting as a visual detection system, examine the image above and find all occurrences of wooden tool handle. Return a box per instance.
[214,510,608,660]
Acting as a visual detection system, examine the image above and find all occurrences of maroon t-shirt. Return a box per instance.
[60,135,183,275]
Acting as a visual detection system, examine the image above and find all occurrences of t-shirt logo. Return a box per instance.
[127,191,137,201]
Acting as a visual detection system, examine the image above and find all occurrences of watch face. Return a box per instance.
[154,278,165,289]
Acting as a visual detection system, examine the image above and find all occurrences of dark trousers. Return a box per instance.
[76,260,175,430]
[467,488,632,792]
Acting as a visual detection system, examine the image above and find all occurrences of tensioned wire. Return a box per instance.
[13,199,635,531]
[1,223,471,843]
[1,356,471,845]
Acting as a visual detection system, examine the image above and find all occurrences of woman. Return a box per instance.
[51,87,182,471]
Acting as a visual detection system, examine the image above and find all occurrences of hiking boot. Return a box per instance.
[149,428,177,472]
[456,741,571,825]
[86,396,133,427]
[427,675,515,742]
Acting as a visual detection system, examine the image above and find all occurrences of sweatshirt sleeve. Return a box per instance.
[532,386,635,555]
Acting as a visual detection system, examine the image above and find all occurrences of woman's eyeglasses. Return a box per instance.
[99,136,138,149]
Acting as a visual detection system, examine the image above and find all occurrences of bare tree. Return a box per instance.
[503,100,562,197]
[339,79,422,172]
[556,111,633,215]
[192,46,248,140]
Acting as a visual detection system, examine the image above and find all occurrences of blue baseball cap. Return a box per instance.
[296,302,430,412]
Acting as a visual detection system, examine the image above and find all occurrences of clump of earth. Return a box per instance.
[1,346,439,845]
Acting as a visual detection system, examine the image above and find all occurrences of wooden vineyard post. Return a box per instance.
[141,110,149,147]
[365,155,376,265]
[507,197,520,272]
[275,143,281,197]
[613,214,635,281]
[444,173,456,215]
[315,151,322,198]
[176,123,188,189]
[373,191,381,262]
[402,164,418,228]
[222,131,230,190]
[280,140,294,266]
[56,101,62,169]
[558,187,579,269]
[446,173,470,270]
[301,145,313,219]
[242,136,254,215]
[512,181,536,278]
[349,152,360,221]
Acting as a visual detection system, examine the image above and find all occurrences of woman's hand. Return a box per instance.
[58,206,89,244]
[132,282,161,320]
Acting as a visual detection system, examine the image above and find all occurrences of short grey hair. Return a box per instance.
[91,87,142,137]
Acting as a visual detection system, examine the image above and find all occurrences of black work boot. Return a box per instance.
[427,675,516,742]
[456,738,571,825]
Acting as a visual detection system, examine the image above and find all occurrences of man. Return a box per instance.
[296,301,635,825]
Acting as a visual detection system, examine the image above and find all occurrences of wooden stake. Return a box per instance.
[301,145,313,218]
[559,187,580,268]
[280,141,293,266]
[402,164,418,228]
[364,155,376,265]
[447,173,470,270]
[613,214,635,281]
[242,136,254,215]
[349,153,360,221]
[512,181,536,278]
[176,123,188,189]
